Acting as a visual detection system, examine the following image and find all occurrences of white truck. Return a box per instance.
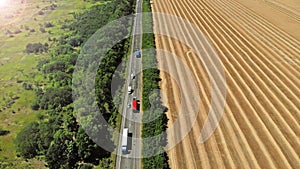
[121,128,128,154]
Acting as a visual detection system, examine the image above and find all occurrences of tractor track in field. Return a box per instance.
[260,0,300,22]
[155,13,200,169]
[152,0,300,168]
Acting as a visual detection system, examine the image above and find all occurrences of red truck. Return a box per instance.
[132,97,139,112]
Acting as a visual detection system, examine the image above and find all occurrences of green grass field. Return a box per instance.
[0,0,95,167]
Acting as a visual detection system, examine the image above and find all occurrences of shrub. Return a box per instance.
[44,22,54,28]
[40,27,46,33]
[38,11,44,15]
[0,127,10,136]
[26,43,47,53]
[14,29,22,34]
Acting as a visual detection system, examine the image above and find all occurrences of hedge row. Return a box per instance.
[141,0,170,168]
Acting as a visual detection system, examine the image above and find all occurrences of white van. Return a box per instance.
[128,86,132,94]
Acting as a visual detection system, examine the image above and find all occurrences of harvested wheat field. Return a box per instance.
[152,0,300,168]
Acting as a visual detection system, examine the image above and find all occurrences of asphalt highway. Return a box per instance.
[116,0,143,168]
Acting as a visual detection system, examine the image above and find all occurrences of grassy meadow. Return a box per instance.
[0,0,95,167]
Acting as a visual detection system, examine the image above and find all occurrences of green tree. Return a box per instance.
[37,87,72,110]
[46,129,78,169]
[15,122,40,158]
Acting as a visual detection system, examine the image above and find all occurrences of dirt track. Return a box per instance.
[152,0,300,168]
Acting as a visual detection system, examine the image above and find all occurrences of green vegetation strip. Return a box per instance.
[13,0,135,168]
[141,0,170,168]
[0,0,92,168]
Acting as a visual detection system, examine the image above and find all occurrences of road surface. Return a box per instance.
[116,0,143,168]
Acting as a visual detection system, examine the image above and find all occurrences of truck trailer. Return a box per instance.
[121,128,128,154]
